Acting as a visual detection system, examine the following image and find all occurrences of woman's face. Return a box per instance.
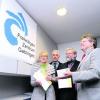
[80,38,93,52]
[39,55,48,63]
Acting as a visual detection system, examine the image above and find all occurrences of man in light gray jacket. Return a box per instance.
[65,33,100,100]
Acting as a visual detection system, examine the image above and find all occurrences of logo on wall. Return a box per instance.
[4,10,28,45]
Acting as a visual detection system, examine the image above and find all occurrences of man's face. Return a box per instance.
[80,38,93,52]
[66,50,76,61]
[52,52,60,61]
[39,55,48,63]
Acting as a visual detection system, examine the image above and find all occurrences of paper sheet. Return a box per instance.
[57,68,72,88]
[33,70,52,91]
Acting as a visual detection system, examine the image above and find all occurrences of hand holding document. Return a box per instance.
[57,68,72,88]
[33,70,52,91]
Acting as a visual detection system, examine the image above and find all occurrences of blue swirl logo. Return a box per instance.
[4,10,28,45]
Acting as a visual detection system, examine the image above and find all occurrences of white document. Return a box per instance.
[33,70,52,91]
[57,68,72,88]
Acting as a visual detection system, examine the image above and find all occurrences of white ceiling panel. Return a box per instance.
[17,0,100,44]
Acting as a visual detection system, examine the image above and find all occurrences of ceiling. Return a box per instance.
[17,0,100,44]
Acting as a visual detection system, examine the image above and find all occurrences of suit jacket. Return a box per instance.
[31,63,55,100]
[72,48,100,100]
[64,59,80,72]
[50,61,64,100]
[59,59,80,100]
[50,61,64,75]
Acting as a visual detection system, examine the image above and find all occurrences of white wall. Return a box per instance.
[58,37,100,63]
[0,1,1,6]
[0,0,57,75]
[36,25,57,62]
[58,41,82,63]
[97,37,100,47]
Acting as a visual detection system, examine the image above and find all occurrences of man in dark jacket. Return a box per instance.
[50,50,64,100]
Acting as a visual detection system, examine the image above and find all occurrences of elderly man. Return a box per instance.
[50,50,64,100]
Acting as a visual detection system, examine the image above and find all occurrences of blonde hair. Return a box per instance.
[81,32,97,48]
[66,48,77,55]
[39,50,48,57]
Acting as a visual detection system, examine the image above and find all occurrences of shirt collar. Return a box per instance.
[85,47,94,56]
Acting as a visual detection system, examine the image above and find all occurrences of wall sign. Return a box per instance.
[0,0,37,64]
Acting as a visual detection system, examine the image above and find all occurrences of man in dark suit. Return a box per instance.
[50,50,64,100]
[61,48,80,100]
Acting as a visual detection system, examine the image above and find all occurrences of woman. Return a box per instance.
[31,50,55,100]
[65,33,100,100]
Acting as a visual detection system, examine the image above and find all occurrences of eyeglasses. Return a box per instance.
[52,54,59,56]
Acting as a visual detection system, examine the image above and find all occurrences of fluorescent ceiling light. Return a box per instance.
[57,7,67,16]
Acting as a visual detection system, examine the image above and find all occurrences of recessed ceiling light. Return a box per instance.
[57,7,67,16]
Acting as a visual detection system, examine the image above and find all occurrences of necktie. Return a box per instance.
[53,62,57,70]
[53,62,57,76]
[81,54,86,60]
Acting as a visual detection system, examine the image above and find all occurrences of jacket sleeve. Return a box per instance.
[72,48,100,83]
